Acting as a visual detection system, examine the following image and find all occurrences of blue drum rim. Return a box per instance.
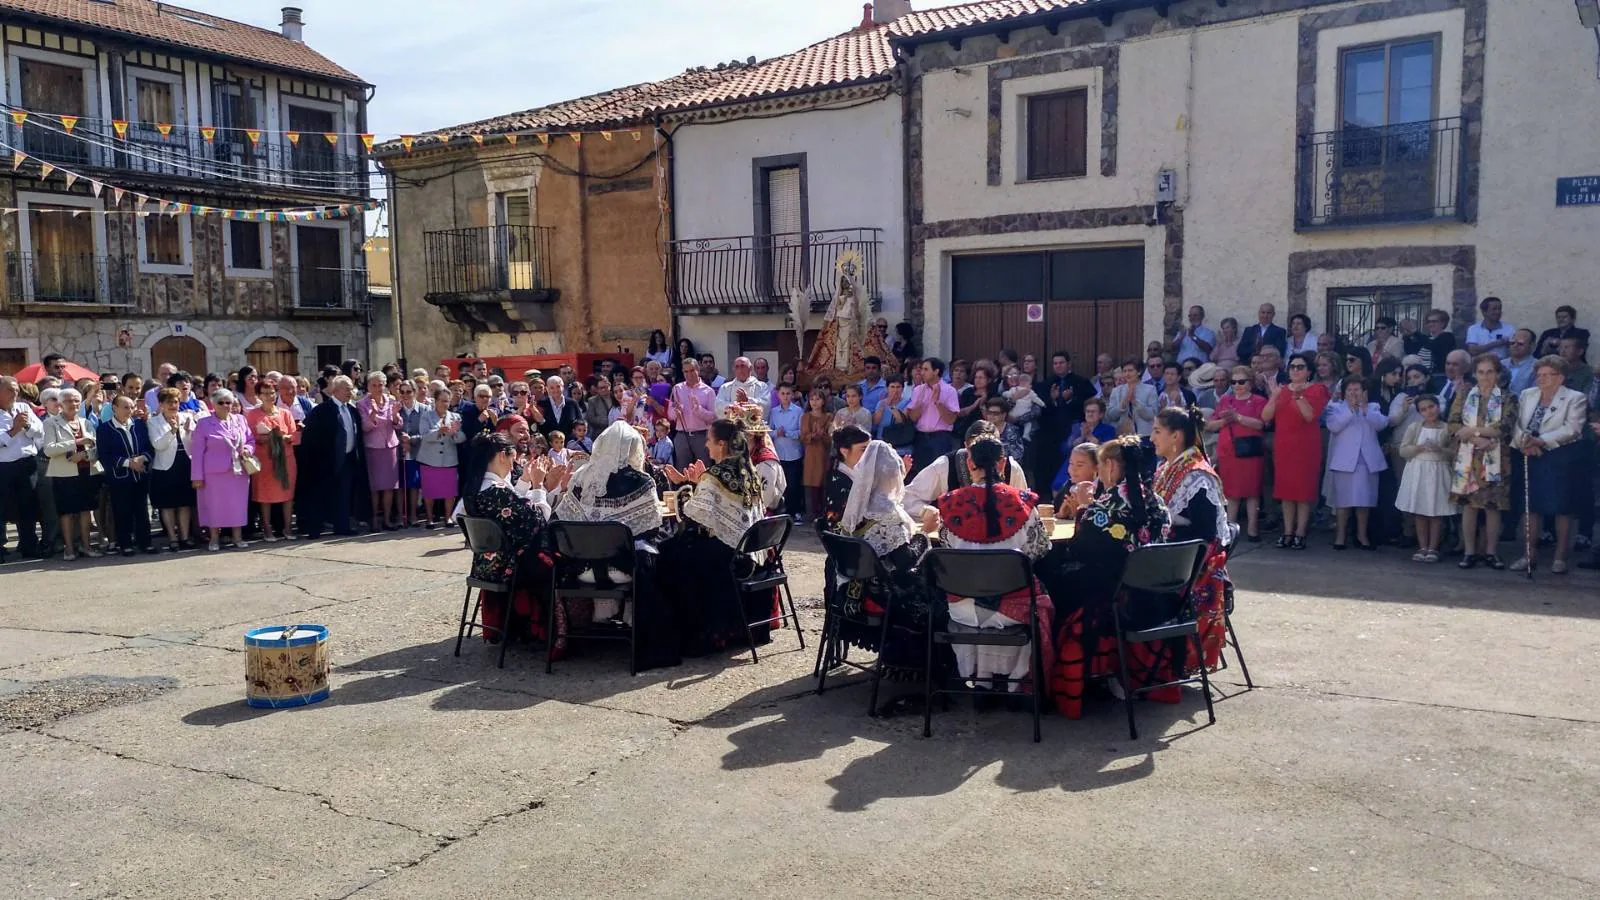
[246,686,330,709]
[244,624,329,648]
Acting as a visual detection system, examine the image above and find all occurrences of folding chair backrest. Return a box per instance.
[820,531,882,583]
[550,521,635,573]
[459,516,506,555]
[737,515,792,555]
[1119,540,1206,595]
[921,548,1031,600]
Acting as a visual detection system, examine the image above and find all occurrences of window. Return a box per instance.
[1326,285,1432,346]
[753,154,808,298]
[26,203,97,301]
[133,77,175,125]
[226,220,268,275]
[316,345,343,370]
[245,336,298,376]
[293,224,348,308]
[144,216,183,265]
[1340,39,1437,130]
[1026,90,1088,180]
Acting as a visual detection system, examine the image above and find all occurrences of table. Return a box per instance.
[1048,520,1076,542]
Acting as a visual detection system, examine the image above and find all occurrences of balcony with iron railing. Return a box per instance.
[288,266,369,315]
[4,253,133,307]
[422,224,557,332]
[2,114,366,196]
[1295,117,1466,230]
[668,227,883,312]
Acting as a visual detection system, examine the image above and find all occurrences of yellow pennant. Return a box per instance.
[537,133,549,145]
[11,150,25,171]
[601,131,613,142]
[471,134,484,147]
[631,130,642,141]
[323,132,338,146]
[246,129,262,145]
[506,134,519,146]
[8,111,26,127]
[568,132,581,144]
[112,120,129,139]
[360,133,375,151]
[38,162,55,180]
[156,123,173,138]
[63,172,77,189]
[400,135,415,152]
[434,133,451,145]
[200,126,216,142]
[89,180,102,197]
[286,131,300,145]
[60,115,78,134]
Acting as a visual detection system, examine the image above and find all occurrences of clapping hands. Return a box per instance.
[663,460,706,485]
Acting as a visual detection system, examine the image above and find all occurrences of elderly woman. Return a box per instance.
[358,372,403,531]
[1208,365,1268,541]
[147,387,198,550]
[658,418,774,656]
[1448,353,1516,570]
[1264,353,1329,550]
[1510,356,1590,574]
[1287,313,1318,356]
[190,389,257,552]
[1369,317,1406,362]
[395,379,426,526]
[246,381,298,542]
[459,431,563,644]
[1324,379,1389,550]
[43,387,102,560]
[1209,317,1241,371]
[1153,406,1232,672]
[414,380,465,527]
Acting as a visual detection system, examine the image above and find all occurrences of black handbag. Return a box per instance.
[880,414,916,447]
[1229,425,1265,458]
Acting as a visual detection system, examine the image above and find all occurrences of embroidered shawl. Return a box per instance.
[1153,448,1231,541]
[1453,385,1506,494]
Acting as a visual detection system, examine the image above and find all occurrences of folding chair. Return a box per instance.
[456,516,519,669]
[816,532,900,716]
[1215,536,1254,690]
[731,516,805,663]
[920,548,1044,743]
[548,521,638,675]
[1111,540,1215,740]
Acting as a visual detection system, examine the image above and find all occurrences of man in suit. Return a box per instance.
[298,375,363,538]
[534,375,582,438]
[96,394,155,555]
[1236,302,1289,363]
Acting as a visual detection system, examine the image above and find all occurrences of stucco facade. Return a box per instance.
[669,94,906,369]
[903,0,1600,360]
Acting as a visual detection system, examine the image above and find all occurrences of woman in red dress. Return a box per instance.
[1263,352,1329,550]
[1208,365,1268,542]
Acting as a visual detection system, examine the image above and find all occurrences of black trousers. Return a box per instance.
[0,456,40,554]
[108,479,151,550]
[780,458,804,517]
[912,430,956,477]
[300,455,356,538]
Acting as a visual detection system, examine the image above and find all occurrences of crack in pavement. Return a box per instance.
[1245,681,1600,727]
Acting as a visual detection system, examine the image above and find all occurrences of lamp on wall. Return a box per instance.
[1578,0,1600,28]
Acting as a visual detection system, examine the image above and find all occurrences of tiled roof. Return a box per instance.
[656,24,896,112]
[891,0,1099,39]
[0,0,365,84]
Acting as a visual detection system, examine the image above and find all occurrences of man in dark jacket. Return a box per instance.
[96,395,155,554]
[1236,302,1289,362]
[298,374,363,538]
[534,374,582,438]
[1039,350,1096,487]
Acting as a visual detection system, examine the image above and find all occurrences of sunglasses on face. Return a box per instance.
[1288,363,1309,370]
[1231,379,1250,385]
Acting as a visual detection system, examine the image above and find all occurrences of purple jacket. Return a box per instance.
[1325,401,1389,474]
[190,413,257,479]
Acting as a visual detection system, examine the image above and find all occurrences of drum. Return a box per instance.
[244,625,331,708]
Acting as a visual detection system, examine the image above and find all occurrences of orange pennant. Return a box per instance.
[200,126,216,142]
[601,131,613,142]
[245,129,262,145]
[112,120,129,139]
[506,134,519,146]
[471,134,484,147]
[323,132,338,146]
[286,131,300,145]
[536,133,549,145]
[38,162,55,180]
[359,134,375,151]
[568,132,582,144]
[8,111,26,127]
[156,123,173,138]
[631,130,642,141]
[60,115,78,134]
[400,135,415,152]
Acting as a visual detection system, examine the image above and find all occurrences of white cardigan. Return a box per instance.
[42,414,102,478]
[1511,386,1588,451]
[146,411,197,471]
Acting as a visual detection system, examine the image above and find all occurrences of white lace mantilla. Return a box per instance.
[1168,469,1231,542]
[553,479,662,536]
[683,478,763,549]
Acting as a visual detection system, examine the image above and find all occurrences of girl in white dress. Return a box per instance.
[1395,394,1457,562]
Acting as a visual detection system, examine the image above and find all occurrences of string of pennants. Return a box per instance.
[0,143,381,221]
[396,128,650,154]
[5,109,377,152]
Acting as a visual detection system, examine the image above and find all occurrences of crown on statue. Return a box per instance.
[722,402,769,433]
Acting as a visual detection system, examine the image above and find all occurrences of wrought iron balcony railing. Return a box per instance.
[1295,117,1466,229]
[423,225,554,299]
[5,253,133,305]
[668,227,882,311]
[2,113,366,195]
[289,266,369,311]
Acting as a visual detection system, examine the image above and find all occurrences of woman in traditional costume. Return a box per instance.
[1151,406,1232,673]
[551,421,679,669]
[817,426,930,683]
[931,435,1056,693]
[658,418,777,656]
[460,431,561,645]
[1043,436,1171,718]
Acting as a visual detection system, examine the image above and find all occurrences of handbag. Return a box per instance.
[240,452,262,475]
[1228,425,1264,458]
[881,413,916,447]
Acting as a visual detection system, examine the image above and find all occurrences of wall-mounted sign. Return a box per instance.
[1026,303,1045,323]
[170,322,187,336]
[1557,176,1600,207]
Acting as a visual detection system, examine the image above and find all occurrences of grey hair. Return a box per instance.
[210,388,236,406]
[39,388,61,404]
[58,388,82,403]
[329,375,354,393]
[0,375,16,391]
[428,379,449,399]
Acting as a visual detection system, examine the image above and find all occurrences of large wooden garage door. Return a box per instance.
[950,247,1145,367]
[150,335,207,377]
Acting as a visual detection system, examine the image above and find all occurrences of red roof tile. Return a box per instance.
[891,0,1098,39]
[0,0,364,84]
[656,24,896,112]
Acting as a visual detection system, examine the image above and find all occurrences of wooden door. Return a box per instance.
[287,104,335,173]
[245,337,299,376]
[151,336,206,376]
[296,227,343,308]
[20,59,87,164]
[0,348,27,377]
[27,206,96,301]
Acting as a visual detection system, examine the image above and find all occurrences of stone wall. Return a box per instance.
[0,315,368,377]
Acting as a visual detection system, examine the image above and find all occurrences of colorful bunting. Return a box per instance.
[286,131,300,145]
[568,132,581,144]
[63,172,77,189]
[38,162,54,180]
[60,115,78,134]
[11,150,24,171]
[89,180,102,197]
[112,120,128,139]
[471,134,484,147]
[200,126,216,142]
[246,129,262,145]
[506,134,519,146]
[601,131,613,142]
[400,135,415,152]
[631,131,642,141]
[155,123,173,138]
[537,133,549,145]
[323,132,338,146]
[359,133,375,151]
[9,111,26,127]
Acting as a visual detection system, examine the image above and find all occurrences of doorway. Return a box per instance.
[295,226,344,308]
[19,58,88,164]
[150,335,207,376]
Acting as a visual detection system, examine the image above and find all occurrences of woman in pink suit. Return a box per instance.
[190,388,257,552]
[358,372,403,531]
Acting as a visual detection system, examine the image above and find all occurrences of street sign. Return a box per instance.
[1026,303,1044,323]
[1556,176,1600,207]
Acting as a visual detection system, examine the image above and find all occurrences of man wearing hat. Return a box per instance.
[1189,362,1222,409]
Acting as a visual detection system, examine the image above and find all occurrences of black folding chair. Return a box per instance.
[731,516,805,663]
[456,516,519,669]
[546,521,639,675]
[1111,540,1215,740]
[816,532,900,716]
[1214,536,1255,690]
[920,548,1044,743]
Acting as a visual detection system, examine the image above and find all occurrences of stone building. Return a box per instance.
[0,2,372,379]
[892,0,1600,364]
[377,66,751,371]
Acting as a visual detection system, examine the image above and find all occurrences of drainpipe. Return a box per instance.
[893,44,916,346]
[388,168,405,374]
[654,113,679,346]
[577,133,593,351]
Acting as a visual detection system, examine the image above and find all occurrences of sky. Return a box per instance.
[177,0,886,137]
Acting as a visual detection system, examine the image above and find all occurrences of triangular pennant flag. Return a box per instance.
[400,135,415,152]
[601,131,613,142]
[9,111,26,127]
[111,187,125,205]
[37,162,55,180]
[112,120,128,139]
[434,133,450,145]
[246,129,262,145]
[537,133,549,145]
[631,131,642,141]
[60,115,78,134]
[286,131,300,145]
[506,134,519,146]
[471,134,484,146]
[360,134,375,151]
[89,180,103,197]
[11,150,25,171]
[63,172,77,189]
[200,126,216,142]
[72,210,84,218]
[568,132,582,144]
[156,123,173,138]
[323,132,338,146]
